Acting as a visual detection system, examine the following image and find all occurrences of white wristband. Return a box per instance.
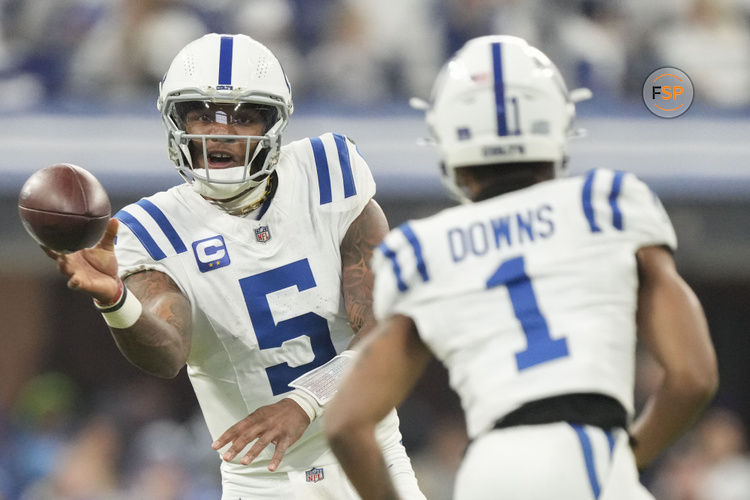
[285,388,323,423]
[94,285,143,329]
[289,350,358,405]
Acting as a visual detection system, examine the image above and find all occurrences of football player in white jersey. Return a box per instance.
[44,34,425,499]
[326,35,718,500]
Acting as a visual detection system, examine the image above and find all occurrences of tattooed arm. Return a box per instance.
[341,199,390,345]
[113,270,192,378]
[47,218,192,379]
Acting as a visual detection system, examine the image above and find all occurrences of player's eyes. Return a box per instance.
[232,113,261,126]
[186,112,212,123]
[183,108,263,128]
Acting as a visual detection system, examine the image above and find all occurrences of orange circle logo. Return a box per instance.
[642,67,693,118]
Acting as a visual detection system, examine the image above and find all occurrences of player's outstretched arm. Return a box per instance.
[326,314,432,500]
[114,269,192,378]
[46,218,192,379]
[630,245,718,469]
[341,199,390,345]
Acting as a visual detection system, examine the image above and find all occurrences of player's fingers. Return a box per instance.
[221,441,245,462]
[67,275,82,290]
[241,436,273,466]
[212,423,245,450]
[56,256,74,276]
[98,218,118,251]
[212,431,234,451]
[267,438,290,471]
[40,245,60,260]
[224,430,265,462]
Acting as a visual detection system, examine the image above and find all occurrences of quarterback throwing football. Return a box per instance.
[46,33,425,500]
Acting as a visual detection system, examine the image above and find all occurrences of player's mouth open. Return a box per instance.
[207,151,236,169]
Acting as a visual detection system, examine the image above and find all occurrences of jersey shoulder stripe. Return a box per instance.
[310,136,332,204]
[581,170,600,232]
[608,170,625,231]
[115,210,166,261]
[135,199,187,253]
[378,240,408,292]
[400,222,429,283]
[332,133,356,198]
[376,222,430,293]
[114,197,187,261]
[308,133,361,205]
[581,168,626,233]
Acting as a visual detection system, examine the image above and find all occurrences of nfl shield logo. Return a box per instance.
[254,225,271,243]
[305,466,324,483]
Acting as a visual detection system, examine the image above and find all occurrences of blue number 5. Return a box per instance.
[486,256,569,371]
[239,258,337,395]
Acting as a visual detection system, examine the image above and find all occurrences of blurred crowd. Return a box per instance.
[0,373,220,499]
[1,359,749,500]
[2,0,750,499]
[1,0,750,112]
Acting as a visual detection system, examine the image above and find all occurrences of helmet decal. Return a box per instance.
[218,36,233,89]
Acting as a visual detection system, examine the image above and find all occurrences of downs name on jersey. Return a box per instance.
[373,168,677,440]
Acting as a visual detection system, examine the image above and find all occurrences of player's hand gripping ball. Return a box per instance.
[18,163,111,253]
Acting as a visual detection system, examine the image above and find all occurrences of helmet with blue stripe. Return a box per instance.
[415,35,590,200]
[158,33,293,213]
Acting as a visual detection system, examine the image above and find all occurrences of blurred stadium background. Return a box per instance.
[1,0,750,498]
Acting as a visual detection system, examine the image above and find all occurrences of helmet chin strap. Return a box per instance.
[195,175,273,215]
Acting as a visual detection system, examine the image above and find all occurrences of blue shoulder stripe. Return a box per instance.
[378,242,408,292]
[114,210,167,261]
[333,133,356,198]
[310,137,332,205]
[608,171,625,231]
[581,170,601,233]
[136,199,187,253]
[400,222,429,283]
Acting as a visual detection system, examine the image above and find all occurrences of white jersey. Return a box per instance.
[114,133,378,473]
[373,169,677,440]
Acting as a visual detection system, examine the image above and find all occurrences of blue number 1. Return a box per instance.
[239,259,336,395]
[486,256,569,371]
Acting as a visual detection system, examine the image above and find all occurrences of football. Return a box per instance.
[18,163,111,253]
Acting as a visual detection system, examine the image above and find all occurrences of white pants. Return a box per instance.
[455,422,654,500]
[220,437,425,500]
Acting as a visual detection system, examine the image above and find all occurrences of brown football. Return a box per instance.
[18,163,111,253]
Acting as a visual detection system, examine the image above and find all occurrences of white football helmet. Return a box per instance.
[416,35,590,200]
[158,33,293,213]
